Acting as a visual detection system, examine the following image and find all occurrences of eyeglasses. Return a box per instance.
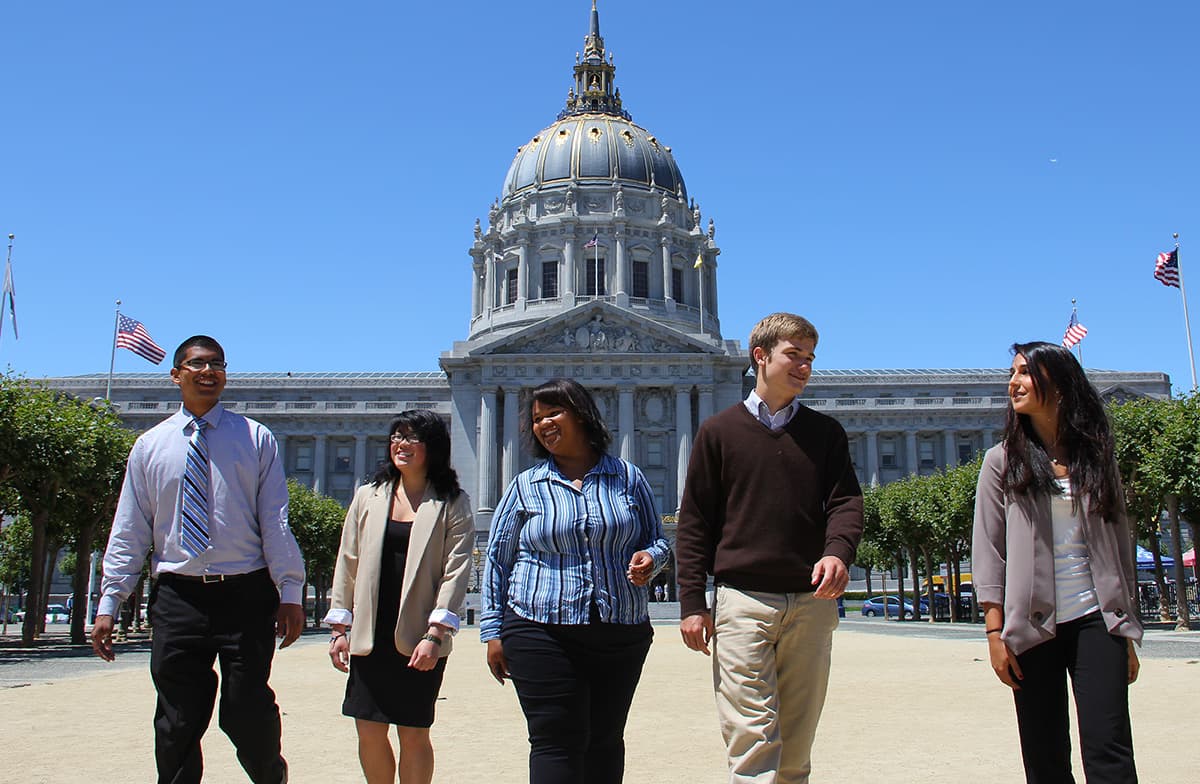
[390,434,423,444]
[178,359,228,371]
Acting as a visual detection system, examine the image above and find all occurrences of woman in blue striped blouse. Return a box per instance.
[482,378,671,784]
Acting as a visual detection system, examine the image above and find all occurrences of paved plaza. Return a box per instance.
[2,616,1197,783]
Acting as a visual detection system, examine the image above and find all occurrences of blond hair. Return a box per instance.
[748,313,819,357]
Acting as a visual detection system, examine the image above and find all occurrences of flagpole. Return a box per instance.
[106,300,121,401]
[1173,233,1198,390]
[697,252,706,336]
[594,239,600,299]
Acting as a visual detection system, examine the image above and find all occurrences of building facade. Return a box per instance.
[45,5,1172,590]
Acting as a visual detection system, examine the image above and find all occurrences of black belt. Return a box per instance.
[158,567,268,585]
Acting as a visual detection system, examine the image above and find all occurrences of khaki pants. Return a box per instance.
[712,586,838,784]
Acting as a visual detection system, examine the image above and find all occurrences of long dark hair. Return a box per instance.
[527,378,612,460]
[371,410,462,500]
[1001,341,1119,518]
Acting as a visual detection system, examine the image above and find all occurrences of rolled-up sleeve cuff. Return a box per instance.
[322,608,353,626]
[479,612,502,642]
[96,595,120,618]
[428,608,461,635]
[277,582,303,607]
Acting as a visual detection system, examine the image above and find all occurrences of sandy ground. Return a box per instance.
[2,623,1197,783]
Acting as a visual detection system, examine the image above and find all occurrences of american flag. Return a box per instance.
[583,233,598,249]
[1155,248,1180,288]
[1062,311,1088,349]
[116,314,166,364]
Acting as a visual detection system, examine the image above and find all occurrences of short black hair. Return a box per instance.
[371,410,461,500]
[173,335,225,368]
[527,378,612,460]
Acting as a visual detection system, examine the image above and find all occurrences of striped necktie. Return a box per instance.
[180,417,211,556]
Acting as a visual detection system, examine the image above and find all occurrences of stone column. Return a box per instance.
[502,388,520,491]
[618,386,635,462]
[943,429,957,468]
[708,255,720,317]
[675,387,693,511]
[981,429,994,450]
[614,230,628,307]
[562,237,576,303]
[313,435,327,494]
[697,384,714,424]
[478,389,498,509]
[487,251,499,312]
[275,433,288,473]
[905,431,918,476]
[866,431,880,487]
[661,237,674,307]
[471,263,482,317]
[354,434,368,486]
[516,240,528,309]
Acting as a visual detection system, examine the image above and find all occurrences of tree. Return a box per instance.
[287,479,347,627]
[0,514,32,627]
[856,486,892,600]
[0,374,134,643]
[1109,397,1171,621]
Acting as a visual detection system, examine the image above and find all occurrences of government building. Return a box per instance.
[46,3,1171,591]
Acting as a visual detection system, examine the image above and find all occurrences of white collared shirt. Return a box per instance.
[744,390,801,431]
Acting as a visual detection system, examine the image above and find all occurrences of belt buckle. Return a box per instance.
[200,574,224,584]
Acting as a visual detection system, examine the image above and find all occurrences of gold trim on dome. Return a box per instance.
[588,126,604,143]
[620,130,635,147]
[556,127,571,145]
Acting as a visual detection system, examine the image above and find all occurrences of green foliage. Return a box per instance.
[0,515,32,591]
[0,373,137,641]
[287,478,347,587]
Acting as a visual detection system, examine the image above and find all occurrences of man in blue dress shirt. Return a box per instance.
[91,335,306,784]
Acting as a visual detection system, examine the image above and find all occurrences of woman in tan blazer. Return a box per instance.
[324,410,473,784]
[972,341,1142,784]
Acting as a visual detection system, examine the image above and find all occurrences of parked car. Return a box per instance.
[11,604,70,624]
[861,595,928,618]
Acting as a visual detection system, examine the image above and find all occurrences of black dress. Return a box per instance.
[342,498,447,727]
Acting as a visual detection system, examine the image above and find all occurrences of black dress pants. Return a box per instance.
[149,570,287,784]
[501,608,653,784]
[1012,611,1137,784]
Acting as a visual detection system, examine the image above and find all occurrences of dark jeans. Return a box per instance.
[149,570,287,784]
[501,608,653,784]
[1012,611,1137,784]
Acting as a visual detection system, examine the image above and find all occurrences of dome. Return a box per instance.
[497,1,685,203]
[502,114,686,201]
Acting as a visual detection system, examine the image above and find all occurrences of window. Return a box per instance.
[632,261,649,298]
[295,444,313,472]
[957,442,974,465]
[671,267,684,303]
[646,438,664,467]
[541,261,558,299]
[585,258,606,296]
[919,439,935,469]
[505,268,518,304]
[880,438,897,468]
[371,444,389,472]
[334,444,352,473]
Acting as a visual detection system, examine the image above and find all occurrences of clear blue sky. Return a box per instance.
[2,1,1198,391]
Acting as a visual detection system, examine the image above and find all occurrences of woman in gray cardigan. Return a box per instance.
[972,341,1142,784]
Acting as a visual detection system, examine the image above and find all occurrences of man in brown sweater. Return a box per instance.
[677,312,863,784]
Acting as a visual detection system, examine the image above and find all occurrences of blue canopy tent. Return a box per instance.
[1136,545,1174,569]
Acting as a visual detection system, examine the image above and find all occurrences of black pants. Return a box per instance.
[1012,612,1137,784]
[501,608,653,784]
[149,570,287,784]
